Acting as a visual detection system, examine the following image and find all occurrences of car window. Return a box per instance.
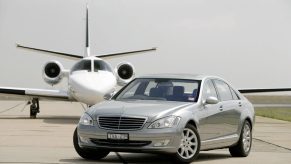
[230,88,240,100]
[202,80,218,100]
[120,81,141,98]
[144,81,158,96]
[213,80,233,101]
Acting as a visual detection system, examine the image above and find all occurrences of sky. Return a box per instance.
[0,0,291,91]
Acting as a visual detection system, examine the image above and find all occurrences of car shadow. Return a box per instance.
[196,152,231,162]
[60,151,231,164]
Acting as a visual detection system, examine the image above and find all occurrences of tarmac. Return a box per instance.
[0,101,291,164]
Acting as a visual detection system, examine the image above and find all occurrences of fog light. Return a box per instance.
[154,139,170,147]
[79,136,89,143]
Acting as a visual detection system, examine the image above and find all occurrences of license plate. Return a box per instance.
[107,133,129,140]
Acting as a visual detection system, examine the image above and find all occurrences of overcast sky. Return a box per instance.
[0,0,291,90]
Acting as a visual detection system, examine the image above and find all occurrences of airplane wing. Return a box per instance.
[239,88,291,94]
[0,87,71,101]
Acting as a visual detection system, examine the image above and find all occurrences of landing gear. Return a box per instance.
[30,98,40,119]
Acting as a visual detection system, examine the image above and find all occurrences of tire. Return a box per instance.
[73,127,110,160]
[229,121,252,157]
[173,124,201,163]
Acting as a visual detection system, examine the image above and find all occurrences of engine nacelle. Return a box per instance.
[115,62,135,86]
[42,61,64,85]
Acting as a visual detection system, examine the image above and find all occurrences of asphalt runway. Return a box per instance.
[0,101,291,164]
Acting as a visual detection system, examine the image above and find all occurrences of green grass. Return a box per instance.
[246,95,291,104]
[255,107,291,122]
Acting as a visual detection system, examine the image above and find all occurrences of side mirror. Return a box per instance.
[203,96,219,105]
[104,92,115,100]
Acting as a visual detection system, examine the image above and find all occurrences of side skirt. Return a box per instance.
[200,134,239,151]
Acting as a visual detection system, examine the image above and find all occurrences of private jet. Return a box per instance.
[0,5,156,118]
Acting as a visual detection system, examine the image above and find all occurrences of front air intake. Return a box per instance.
[98,116,146,130]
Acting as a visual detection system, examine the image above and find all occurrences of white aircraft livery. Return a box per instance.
[0,5,156,118]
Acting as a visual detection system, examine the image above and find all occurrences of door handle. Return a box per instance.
[219,105,223,111]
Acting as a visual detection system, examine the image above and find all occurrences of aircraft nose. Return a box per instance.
[69,71,117,105]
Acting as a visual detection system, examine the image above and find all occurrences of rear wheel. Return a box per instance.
[73,128,110,160]
[229,121,252,157]
[173,124,200,163]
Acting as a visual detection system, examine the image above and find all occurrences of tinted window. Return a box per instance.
[94,60,113,72]
[144,81,158,96]
[213,80,233,101]
[115,78,201,102]
[202,80,218,100]
[71,60,91,72]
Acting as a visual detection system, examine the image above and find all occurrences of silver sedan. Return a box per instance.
[73,74,255,163]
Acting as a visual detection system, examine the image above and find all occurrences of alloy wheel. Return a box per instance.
[242,123,252,153]
[177,128,198,159]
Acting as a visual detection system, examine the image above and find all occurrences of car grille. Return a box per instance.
[98,116,147,130]
[91,139,151,147]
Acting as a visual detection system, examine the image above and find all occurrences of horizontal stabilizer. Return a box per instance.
[239,88,291,94]
[16,44,83,60]
[96,47,157,59]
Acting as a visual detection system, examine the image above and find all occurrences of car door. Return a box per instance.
[198,79,222,141]
[213,79,241,136]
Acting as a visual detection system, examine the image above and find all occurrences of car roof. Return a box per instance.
[137,74,221,81]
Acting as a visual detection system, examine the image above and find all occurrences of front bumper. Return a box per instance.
[77,122,183,153]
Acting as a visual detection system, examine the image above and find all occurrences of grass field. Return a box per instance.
[255,107,291,122]
[244,95,291,122]
[245,95,291,104]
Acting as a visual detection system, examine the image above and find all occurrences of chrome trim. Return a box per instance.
[201,134,239,144]
[97,115,148,131]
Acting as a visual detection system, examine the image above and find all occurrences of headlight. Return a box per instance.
[79,113,93,126]
[148,116,181,129]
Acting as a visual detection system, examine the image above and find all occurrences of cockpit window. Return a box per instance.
[71,60,91,72]
[94,60,113,72]
[71,59,113,73]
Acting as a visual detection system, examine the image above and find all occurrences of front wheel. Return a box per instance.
[229,121,252,157]
[73,127,110,160]
[173,124,201,163]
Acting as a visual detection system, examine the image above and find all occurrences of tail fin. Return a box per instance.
[85,4,90,57]
[16,3,156,60]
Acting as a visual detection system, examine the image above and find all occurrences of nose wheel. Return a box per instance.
[30,98,40,119]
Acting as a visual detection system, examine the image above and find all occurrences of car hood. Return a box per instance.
[87,100,194,122]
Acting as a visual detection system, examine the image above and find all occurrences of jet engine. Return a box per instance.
[115,62,135,86]
[42,61,64,85]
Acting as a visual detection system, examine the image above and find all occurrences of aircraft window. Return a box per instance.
[94,60,113,72]
[71,60,91,72]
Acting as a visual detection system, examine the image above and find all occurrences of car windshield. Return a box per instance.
[114,78,201,102]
